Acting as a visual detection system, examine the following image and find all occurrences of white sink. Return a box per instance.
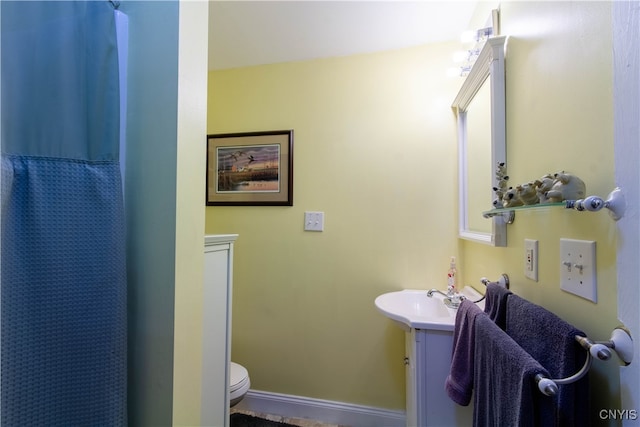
[374,286,484,331]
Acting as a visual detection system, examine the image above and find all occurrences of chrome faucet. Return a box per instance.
[427,288,466,309]
[426,289,449,298]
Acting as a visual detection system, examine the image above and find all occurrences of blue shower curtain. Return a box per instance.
[1,2,127,425]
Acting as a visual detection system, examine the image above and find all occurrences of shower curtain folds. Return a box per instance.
[1,1,127,425]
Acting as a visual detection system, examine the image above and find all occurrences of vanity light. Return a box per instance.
[475,26,493,42]
[467,48,481,60]
[455,30,493,76]
[460,30,476,44]
[451,50,479,77]
[447,67,463,78]
[452,50,469,63]
[453,9,498,78]
[459,65,473,77]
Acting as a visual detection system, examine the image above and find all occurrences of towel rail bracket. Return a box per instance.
[480,274,510,290]
[535,327,633,396]
[471,274,509,304]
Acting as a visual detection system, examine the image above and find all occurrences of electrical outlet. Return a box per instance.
[524,239,538,281]
[560,238,597,302]
[304,211,324,232]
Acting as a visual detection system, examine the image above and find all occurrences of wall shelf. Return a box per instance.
[482,188,625,222]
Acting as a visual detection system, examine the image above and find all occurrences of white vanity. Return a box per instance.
[201,234,238,427]
[404,327,473,427]
[375,288,482,427]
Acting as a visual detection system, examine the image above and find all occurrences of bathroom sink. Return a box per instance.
[374,286,484,331]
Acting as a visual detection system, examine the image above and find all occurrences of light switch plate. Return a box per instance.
[304,211,324,231]
[524,239,538,281]
[560,238,597,302]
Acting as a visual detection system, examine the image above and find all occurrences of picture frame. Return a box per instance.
[206,130,294,206]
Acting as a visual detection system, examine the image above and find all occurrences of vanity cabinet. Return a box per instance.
[405,328,473,427]
[201,234,238,427]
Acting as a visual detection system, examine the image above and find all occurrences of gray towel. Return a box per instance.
[445,299,485,405]
[506,295,589,427]
[483,282,512,329]
[473,314,551,427]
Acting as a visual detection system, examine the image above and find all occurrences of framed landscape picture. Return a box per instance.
[206,130,293,206]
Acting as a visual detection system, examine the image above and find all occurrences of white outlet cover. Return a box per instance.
[524,239,538,281]
[560,238,597,302]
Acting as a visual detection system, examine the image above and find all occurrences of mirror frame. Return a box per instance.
[452,35,507,246]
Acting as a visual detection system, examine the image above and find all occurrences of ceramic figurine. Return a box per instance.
[516,182,540,205]
[534,174,555,203]
[545,171,587,203]
[502,186,524,208]
[492,162,509,208]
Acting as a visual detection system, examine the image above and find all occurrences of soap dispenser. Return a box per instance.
[447,257,458,296]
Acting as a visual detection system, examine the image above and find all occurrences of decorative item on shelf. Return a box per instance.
[492,162,509,208]
[491,170,587,209]
[516,182,540,205]
[483,163,625,221]
[502,187,523,208]
[544,171,587,203]
[533,174,555,203]
[483,188,625,221]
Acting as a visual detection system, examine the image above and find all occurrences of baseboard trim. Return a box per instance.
[235,390,405,427]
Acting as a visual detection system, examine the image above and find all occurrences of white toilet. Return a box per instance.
[229,362,250,407]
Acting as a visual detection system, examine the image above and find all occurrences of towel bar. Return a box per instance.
[534,327,633,396]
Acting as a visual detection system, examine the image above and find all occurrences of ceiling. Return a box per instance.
[208,1,478,70]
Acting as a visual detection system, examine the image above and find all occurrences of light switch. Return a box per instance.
[560,238,597,302]
[304,211,324,232]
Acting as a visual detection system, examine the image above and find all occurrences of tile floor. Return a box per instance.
[230,408,346,427]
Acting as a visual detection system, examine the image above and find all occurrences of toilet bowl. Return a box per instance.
[229,362,250,407]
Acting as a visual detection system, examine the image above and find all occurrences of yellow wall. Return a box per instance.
[206,0,621,418]
[461,0,619,419]
[207,42,462,409]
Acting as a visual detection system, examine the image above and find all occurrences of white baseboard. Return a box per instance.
[235,389,406,427]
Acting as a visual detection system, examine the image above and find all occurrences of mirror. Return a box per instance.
[452,35,507,246]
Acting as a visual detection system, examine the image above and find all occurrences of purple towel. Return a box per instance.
[473,314,551,427]
[506,295,589,427]
[445,299,485,406]
[483,282,512,329]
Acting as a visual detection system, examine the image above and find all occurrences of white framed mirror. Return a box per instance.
[452,35,507,246]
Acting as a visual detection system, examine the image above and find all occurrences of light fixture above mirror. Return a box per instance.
[453,9,500,77]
